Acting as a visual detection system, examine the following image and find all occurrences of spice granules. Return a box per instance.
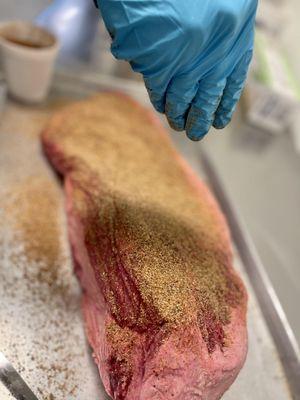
[43,93,246,353]
[5,176,63,286]
[0,173,85,398]
[0,104,104,399]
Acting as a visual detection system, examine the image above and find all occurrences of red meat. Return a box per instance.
[42,93,247,400]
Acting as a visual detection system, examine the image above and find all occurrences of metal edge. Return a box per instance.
[198,149,300,400]
[0,352,39,400]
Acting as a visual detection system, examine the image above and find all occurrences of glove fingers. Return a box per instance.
[213,50,253,129]
[185,78,227,141]
[165,76,199,131]
[146,87,166,114]
[165,98,192,131]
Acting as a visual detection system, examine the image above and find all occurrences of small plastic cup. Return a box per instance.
[0,21,59,103]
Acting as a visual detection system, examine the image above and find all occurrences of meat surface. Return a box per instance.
[42,93,248,400]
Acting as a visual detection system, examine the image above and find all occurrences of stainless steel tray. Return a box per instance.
[0,71,299,400]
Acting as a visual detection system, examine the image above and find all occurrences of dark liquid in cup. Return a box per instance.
[3,36,50,49]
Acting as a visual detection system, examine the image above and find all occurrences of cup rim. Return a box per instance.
[0,20,59,54]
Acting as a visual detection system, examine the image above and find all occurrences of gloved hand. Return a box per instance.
[97,0,257,141]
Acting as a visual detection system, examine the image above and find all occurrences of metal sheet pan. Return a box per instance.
[0,72,297,399]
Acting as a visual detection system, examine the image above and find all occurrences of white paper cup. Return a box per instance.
[0,21,59,103]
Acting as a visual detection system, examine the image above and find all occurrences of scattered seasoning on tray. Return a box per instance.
[0,175,82,398]
[0,114,100,399]
[5,176,63,286]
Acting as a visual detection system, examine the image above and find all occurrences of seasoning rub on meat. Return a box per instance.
[42,93,248,400]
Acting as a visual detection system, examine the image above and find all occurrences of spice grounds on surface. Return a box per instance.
[0,107,104,399]
[0,175,83,398]
[43,93,246,354]
[106,320,138,395]
[4,176,63,286]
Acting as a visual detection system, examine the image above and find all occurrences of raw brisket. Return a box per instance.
[42,93,247,400]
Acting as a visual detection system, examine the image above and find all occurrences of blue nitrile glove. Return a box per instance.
[97,0,257,141]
